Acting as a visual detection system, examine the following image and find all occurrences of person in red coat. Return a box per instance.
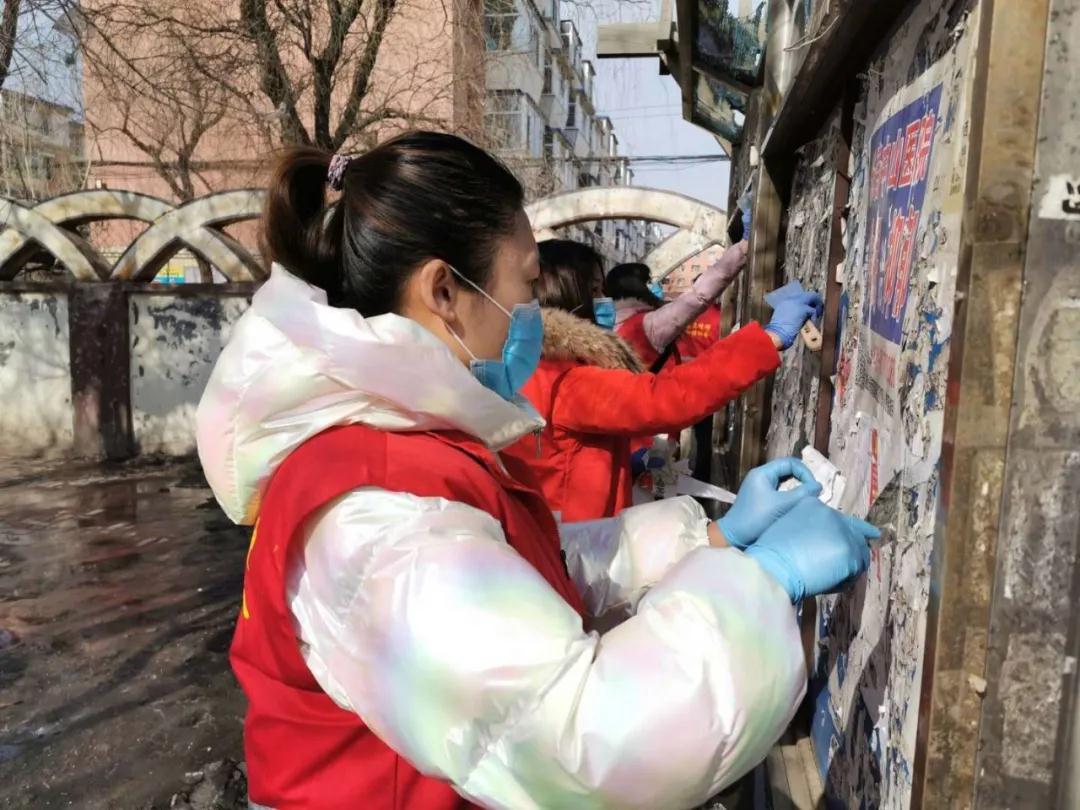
[677,300,724,360]
[505,240,818,522]
[606,245,747,370]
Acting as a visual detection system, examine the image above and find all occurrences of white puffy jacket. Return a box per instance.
[197,265,806,809]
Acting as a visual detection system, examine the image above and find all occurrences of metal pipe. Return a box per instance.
[763,0,800,117]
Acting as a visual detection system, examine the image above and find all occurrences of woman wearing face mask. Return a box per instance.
[606,248,750,370]
[504,239,820,523]
[196,132,876,810]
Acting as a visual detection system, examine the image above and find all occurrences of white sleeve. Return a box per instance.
[289,487,805,810]
[558,496,712,617]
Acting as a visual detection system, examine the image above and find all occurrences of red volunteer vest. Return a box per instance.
[676,305,722,360]
[616,310,660,367]
[231,424,586,809]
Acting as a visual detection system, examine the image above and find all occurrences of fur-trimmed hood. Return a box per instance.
[541,307,644,372]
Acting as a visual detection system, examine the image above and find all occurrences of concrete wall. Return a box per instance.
[129,292,250,456]
[0,291,74,456]
[974,0,1080,803]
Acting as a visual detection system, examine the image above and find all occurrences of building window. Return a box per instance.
[525,105,535,156]
[523,99,544,157]
[485,0,543,65]
[567,94,576,128]
[486,91,544,157]
[542,49,552,94]
[484,0,518,51]
[485,90,523,150]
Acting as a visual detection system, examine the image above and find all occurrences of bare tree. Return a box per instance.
[79,0,462,186]
[0,1,87,204]
[79,2,245,201]
[0,0,82,95]
[0,0,21,92]
[73,0,466,280]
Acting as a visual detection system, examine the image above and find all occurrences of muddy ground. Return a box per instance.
[0,458,249,809]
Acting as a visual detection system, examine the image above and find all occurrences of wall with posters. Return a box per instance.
[764,2,980,807]
[765,110,839,460]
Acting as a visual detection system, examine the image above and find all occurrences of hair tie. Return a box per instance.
[327,153,351,191]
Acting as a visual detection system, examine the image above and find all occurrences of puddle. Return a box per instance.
[0,460,247,809]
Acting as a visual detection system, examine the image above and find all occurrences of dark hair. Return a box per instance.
[605,262,664,309]
[262,131,524,315]
[536,239,604,322]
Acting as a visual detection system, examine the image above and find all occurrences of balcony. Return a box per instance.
[485,90,545,158]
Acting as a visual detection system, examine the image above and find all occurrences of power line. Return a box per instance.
[92,153,731,170]
[508,154,730,165]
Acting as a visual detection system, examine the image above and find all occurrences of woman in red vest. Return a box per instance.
[196,132,875,809]
[607,247,746,370]
[504,239,803,522]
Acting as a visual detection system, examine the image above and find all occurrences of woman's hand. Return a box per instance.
[715,457,822,549]
[764,290,823,350]
[744,498,880,603]
[708,522,730,548]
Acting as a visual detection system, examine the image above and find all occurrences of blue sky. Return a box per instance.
[4,4,82,113]
[565,0,733,211]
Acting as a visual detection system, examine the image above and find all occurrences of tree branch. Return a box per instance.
[0,0,23,91]
[311,0,361,147]
[331,0,397,150]
[239,0,311,145]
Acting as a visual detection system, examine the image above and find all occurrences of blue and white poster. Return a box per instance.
[861,84,943,391]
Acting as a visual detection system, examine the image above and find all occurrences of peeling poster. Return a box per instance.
[835,70,953,514]
[813,5,979,806]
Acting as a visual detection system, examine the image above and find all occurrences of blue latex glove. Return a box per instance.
[716,457,823,549]
[630,448,665,477]
[764,290,823,349]
[744,498,880,603]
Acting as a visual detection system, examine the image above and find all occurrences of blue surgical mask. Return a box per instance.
[445,266,543,401]
[593,297,616,330]
[647,281,664,300]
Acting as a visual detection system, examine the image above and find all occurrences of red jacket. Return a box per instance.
[231,424,584,809]
[615,308,666,369]
[677,305,723,360]
[505,309,780,522]
[616,304,724,367]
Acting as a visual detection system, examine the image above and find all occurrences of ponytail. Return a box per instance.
[262,147,346,303]
[260,131,524,317]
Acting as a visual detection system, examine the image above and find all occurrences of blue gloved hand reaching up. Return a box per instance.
[764,289,823,350]
[744,498,880,603]
[717,457,823,549]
